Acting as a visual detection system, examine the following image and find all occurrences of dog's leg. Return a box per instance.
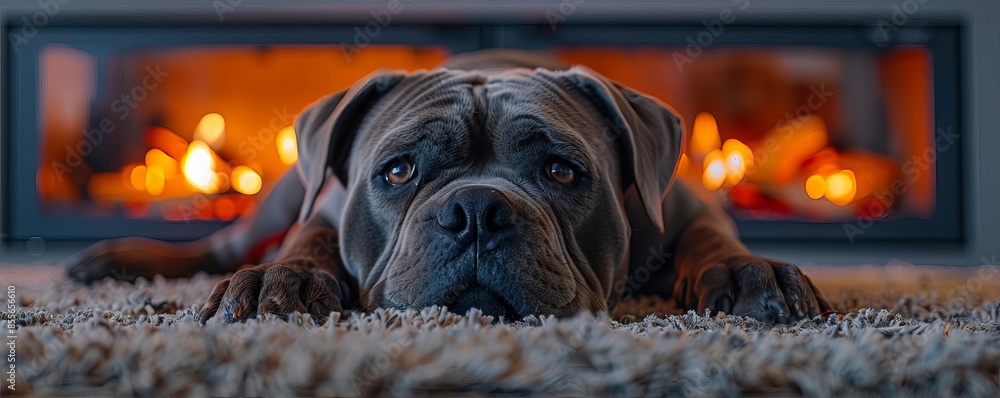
[626,181,831,323]
[66,169,306,282]
[196,215,353,325]
[670,203,833,323]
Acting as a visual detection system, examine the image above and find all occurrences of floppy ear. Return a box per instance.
[557,67,685,234]
[293,70,407,220]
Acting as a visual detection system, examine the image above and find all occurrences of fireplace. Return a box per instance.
[550,42,961,242]
[27,41,463,239]
[3,1,995,266]
[4,25,481,240]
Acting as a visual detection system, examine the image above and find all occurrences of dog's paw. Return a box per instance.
[66,238,214,283]
[65,240,139,283]
[196,259,344,325]
[675,255,832,323]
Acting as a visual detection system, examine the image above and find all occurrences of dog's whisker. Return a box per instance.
[572,277,607,313]
[351,278,389,311]
[559,259,607,313]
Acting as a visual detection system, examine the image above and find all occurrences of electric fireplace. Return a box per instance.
[4,0,995,267]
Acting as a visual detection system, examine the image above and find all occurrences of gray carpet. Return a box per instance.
[2,263,1000,397]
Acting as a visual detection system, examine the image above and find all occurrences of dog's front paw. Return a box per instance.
[66,239,159,283]
[65,241,121,283]
[196,259,344,325]
[66,238,215,283]
[675,255,832,323]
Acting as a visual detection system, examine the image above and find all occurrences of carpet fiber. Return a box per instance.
[3,263,1000,397]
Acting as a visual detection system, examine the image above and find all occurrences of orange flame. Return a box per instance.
[144,148,178,177]
[691,112,721,159]
[824,169,857,206]
[702,150,727,191]
[231,165,262,195]
[182,140,219,193]
[194,113,226,150]
[128,165,147,191]
[722,139,753,185]
[145,166,165,196]
[805,174,826,200]
[276,126,298,165]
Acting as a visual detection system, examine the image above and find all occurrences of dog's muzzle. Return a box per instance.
[435,186,521,315]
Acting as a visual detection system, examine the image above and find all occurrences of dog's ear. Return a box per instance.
[557,67,685,234]
[293,70,407,220]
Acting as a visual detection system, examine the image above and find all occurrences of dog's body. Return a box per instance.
[67,50,830,323]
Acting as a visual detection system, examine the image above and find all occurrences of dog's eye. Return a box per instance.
[385,160,415,186]
[546,161,577,185]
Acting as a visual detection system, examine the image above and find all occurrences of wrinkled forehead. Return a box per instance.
[483,71,610,150]
[366,71,481,134]
[354,70,609,167]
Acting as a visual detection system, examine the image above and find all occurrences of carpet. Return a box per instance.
[2,263,999,397]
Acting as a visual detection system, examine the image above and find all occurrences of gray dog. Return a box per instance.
[67,50,831,324]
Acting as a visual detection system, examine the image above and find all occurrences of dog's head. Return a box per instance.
[293,67,684,318]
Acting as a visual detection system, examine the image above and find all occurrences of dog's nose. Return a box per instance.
[437,187,514,246]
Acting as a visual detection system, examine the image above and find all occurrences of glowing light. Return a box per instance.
[751,115,828,186]
[128,165,147,191]
[144,148,178,176]
[805,174,826,200]
[691,112,721,157]
[722,139,753,185]
[182,140,217,192]
[214,197,238,221]
[276,126,298,165]
[194,113,226,149]
[702,150,727,191]
[825,169,857,206]
[145,166,165,196]
[214,172,231,193]
[231,165,262,195]
[145,126,190,160]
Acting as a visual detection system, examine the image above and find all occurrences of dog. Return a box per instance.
[66,50,831,324]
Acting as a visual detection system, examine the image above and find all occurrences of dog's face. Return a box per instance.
[294,68,684,319]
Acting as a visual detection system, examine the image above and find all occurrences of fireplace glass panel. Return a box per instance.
[23,33,953,242]
[37,45,451,222]
[554,46,936,223]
